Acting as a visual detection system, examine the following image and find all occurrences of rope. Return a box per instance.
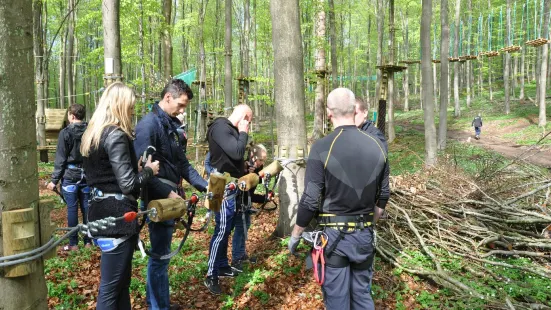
[0,192,210,266]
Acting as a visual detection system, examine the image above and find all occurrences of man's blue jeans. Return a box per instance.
[61,181,90,246]
[475,127,481,136]
[207,189,236,278]
[232,211,251,262]
[146,220,174,310]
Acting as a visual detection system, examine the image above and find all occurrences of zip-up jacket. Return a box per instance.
[360,120,390,209]
[134,104,207,200]
[296,125,388,227]
[50,122,88,184]
[472,116,483,127]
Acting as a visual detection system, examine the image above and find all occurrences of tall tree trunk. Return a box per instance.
[328,0,338,89]
[504,0,511,114]
[403,13,410,112]
[139,0,146,116]
[489,58,493,101]
[181,0,188,71]
[270,0,307,237]
[59,27,67,108]
[422,0,437,166]
[375,0,384,112]
[162,0,173,80]
[102,0,122,86]
[197,0,208,142]
[66,0,75,106]
[312,0,326,140]
[224,0,232,112]
[0,0,48,308]
[466,0,472,108]
[366,14,372,105]
[34,0,46,147]
[513,52,518,97]
[439,0,450,150]
[42,0,49,101]
[453,0,461,117]
[253,0,260,121]
[387,0,397,143]
[538,0,550,127]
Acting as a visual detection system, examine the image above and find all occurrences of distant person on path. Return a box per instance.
[472,113,483,140]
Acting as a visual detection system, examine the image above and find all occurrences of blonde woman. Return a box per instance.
[81,82,159,310]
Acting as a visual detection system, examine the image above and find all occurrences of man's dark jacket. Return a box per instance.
[360,120,390,209]
[134,104,207,200]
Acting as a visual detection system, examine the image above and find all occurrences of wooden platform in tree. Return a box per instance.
[500,45,522,53]
[459,55,478,60]
[45,109,66,132]
[399,60,421,65]
[480,51,500,57]
[448,57,460,62]
[192,80,213,87]
[432,59,441,63]
[235,76,256,82]
[376,64,407,73]
[526,38,549,47]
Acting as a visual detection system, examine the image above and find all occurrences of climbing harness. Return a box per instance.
[302,230,328,285]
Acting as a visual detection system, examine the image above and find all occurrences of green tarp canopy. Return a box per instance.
[173,68,197,86]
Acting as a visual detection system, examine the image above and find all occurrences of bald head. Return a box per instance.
[327,88,356,118]
[229,104,253,126]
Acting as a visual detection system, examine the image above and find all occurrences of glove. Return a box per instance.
[288,235,301,255]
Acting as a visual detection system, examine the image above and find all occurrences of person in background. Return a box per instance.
[231,143,268,272]
[472,113,483,139]
[81,82,160,310]
[47,104,91,251]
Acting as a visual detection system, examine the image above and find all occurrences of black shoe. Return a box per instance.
[231,260,244,273]
[219,266,238,278]
[204,276,222,295]
[241,254,257,264]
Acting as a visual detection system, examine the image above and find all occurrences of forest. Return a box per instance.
[1,0,551,309]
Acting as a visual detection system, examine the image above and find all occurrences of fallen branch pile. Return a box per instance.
[378,159,551,309]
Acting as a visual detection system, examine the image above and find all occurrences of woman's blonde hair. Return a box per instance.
[81,82,136,156]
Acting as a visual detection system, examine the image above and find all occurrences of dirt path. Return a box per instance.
[403,122,551,168]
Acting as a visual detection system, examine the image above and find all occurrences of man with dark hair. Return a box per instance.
[47,104,91,251]
[288,88,388,310]
[354,97,389,211]
[135,79,207,310]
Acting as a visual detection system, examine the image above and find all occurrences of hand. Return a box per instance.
[238,119,250,133]
[246,162,256,174]
[46,182,56,191]
[168,191,183,199]
[137,156,143,173]
[288,235,301,255]
[144,154,160,175]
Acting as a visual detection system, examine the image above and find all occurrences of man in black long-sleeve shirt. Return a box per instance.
[204,104,252,295]
[288,88,387,310]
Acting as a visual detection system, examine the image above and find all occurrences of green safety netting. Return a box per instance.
[173,68,197,86]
